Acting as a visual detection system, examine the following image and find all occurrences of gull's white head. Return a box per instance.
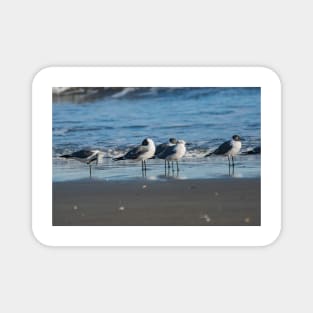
[142,138,155,146]
[232,135,242,142]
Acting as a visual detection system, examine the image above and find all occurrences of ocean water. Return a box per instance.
[53,87,260,181]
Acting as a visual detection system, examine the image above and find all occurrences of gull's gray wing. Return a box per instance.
[124,145,149,159]
[157,145,176,159]
[70,150,94,158]
[61,149,94,159]
[213,140,232,155]
[61,149,98,164]
[155,143,169,155]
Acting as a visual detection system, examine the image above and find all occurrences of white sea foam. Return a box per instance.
[111,87,138,98]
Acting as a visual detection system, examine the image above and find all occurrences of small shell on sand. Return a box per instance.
[200,214,211,223]
[244,217,251,223]
[142,185,147,189]
[118,206,125,211]
[73,205,78,210]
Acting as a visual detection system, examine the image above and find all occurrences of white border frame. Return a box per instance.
[32,67,281,246]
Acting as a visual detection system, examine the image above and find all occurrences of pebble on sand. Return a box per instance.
[201,214,211,223]
[244,217,251,223]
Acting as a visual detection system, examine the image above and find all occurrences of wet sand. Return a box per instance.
[53,178,260,226]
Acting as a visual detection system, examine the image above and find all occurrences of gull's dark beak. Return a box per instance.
[185,142,191,146]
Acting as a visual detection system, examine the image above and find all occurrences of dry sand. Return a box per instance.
[53,178,260,226]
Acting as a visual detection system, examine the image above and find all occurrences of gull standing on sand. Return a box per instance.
[205,135,242,167]
[157,140,186,171]
[60,149,101,177]
[113,138,156,171]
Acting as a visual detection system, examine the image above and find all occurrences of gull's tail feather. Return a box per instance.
[204,152,213,157]
[113,156,125,161]
[60,154,71,159]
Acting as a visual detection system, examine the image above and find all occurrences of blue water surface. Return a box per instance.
[53,87,260,181]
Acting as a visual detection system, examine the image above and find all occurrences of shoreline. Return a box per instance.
[53,154,261,182]
[53,178,260,226]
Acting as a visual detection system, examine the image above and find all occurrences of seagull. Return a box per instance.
[205,135,242,167]
[154,138,177,167]
[157,139,186,171]
[113,138,156,171]
[60,149,101,177]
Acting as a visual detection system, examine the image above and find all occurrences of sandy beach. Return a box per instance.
[53,178,260,226]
